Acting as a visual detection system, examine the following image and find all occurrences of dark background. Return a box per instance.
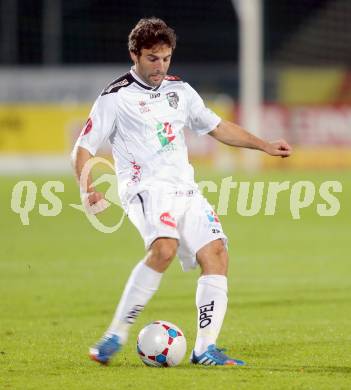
[0,0,338,65]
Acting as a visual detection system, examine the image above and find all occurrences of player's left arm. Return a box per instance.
[209,120,292,158]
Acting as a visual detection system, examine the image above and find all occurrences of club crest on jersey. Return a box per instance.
[156,122,175,146]
[166,92,179,109]
[160,212,177,228]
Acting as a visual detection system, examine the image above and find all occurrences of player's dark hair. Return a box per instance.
[128,17,176,56]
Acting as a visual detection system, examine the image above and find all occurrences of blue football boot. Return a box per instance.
[89,334,122,365]
[190,344,245,366]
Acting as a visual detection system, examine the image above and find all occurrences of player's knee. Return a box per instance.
[147,239,178,271]
[154,243,177,264]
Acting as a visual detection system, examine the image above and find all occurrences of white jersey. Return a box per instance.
[74,67,221,208]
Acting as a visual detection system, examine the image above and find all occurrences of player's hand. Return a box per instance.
[265,139,292,158]
[81,191,110,214]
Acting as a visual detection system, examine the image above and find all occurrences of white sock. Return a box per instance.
[194,275,228,355]
[107,260,163,344]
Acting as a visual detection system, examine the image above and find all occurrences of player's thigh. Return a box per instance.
[127,191,180,250]
[177,193,228,272]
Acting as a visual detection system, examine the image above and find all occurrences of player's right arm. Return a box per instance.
[71,93,117,213]
[72,145,108,214]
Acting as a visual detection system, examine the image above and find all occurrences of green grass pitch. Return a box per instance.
[0,169,350,389]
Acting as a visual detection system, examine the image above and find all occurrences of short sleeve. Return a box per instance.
[185,83,221,136]
[73,94,117,156]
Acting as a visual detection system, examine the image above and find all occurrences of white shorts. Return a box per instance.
[126,188,228,271]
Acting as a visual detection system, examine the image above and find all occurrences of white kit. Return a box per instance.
[74,68,227,269]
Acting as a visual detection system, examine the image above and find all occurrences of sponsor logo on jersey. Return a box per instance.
[139,100,150,113]
[105,78,129,93]
[128,160,141,186]
[166,92,179,109]
[149,92,161,99]
[156,122,175,146]
[82,117,93,135]
[160,212,177,228]
[206,209,219,223]
[174,189,195,197]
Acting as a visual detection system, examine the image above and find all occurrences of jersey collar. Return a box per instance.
[130,67,162,91]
